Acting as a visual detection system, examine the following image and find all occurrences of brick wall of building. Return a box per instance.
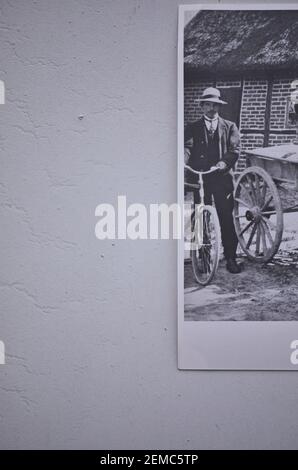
[268,133,295,146]
[239,133,264,170]
[216,80,242,88]
[240,80,268,130]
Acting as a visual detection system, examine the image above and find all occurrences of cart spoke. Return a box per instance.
[255,224,261,256]
[261,219,274,246]
[246,222,258,249]
[254,175,262,205]
[238,181,255,206]
[245,174,257,205]
[242,176,254,205]
[261,181,267,207]
[261,216,277,232]
[260,222,268,255]
[234,197,251,208]
[261,210,277,216]
[239,220,254,237]
[261,194,273,211]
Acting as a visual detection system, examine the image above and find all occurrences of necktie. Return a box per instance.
[205,117,217,139]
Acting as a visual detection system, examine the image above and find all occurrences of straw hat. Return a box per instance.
[196,87,227,104]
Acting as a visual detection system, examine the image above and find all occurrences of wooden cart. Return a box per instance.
[233,143,298,262]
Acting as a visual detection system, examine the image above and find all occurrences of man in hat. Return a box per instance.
[184,87,241,274]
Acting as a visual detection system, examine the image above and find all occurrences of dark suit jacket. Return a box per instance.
[184,116,240,173]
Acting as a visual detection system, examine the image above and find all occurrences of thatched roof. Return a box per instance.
[184,10,298,75]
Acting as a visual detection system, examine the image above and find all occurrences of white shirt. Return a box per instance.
[204,113,219,132]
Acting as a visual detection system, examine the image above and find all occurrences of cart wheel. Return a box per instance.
[233,166,283,263]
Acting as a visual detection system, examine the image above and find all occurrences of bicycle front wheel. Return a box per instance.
[191,205,221,286]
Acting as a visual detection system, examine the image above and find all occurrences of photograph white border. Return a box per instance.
[178,3,298,370]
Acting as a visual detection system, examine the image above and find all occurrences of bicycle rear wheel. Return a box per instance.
[191,205,221,286]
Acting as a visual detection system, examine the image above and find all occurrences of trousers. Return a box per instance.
[193,173,238,260]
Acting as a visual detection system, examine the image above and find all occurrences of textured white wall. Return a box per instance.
[0,0,298,450]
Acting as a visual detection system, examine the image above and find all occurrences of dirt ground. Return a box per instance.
[184,212,298,321]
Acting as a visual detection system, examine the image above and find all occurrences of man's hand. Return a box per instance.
[215,161,228,172]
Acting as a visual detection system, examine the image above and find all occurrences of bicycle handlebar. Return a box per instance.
[184,164,220,176]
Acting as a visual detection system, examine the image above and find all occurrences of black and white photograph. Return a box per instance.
[178,4,298,369]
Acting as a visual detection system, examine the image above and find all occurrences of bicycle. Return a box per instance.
[184,165,221,286]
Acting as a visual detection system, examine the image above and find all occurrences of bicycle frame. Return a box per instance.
[184,165,219,247]
[184,164,221,286]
